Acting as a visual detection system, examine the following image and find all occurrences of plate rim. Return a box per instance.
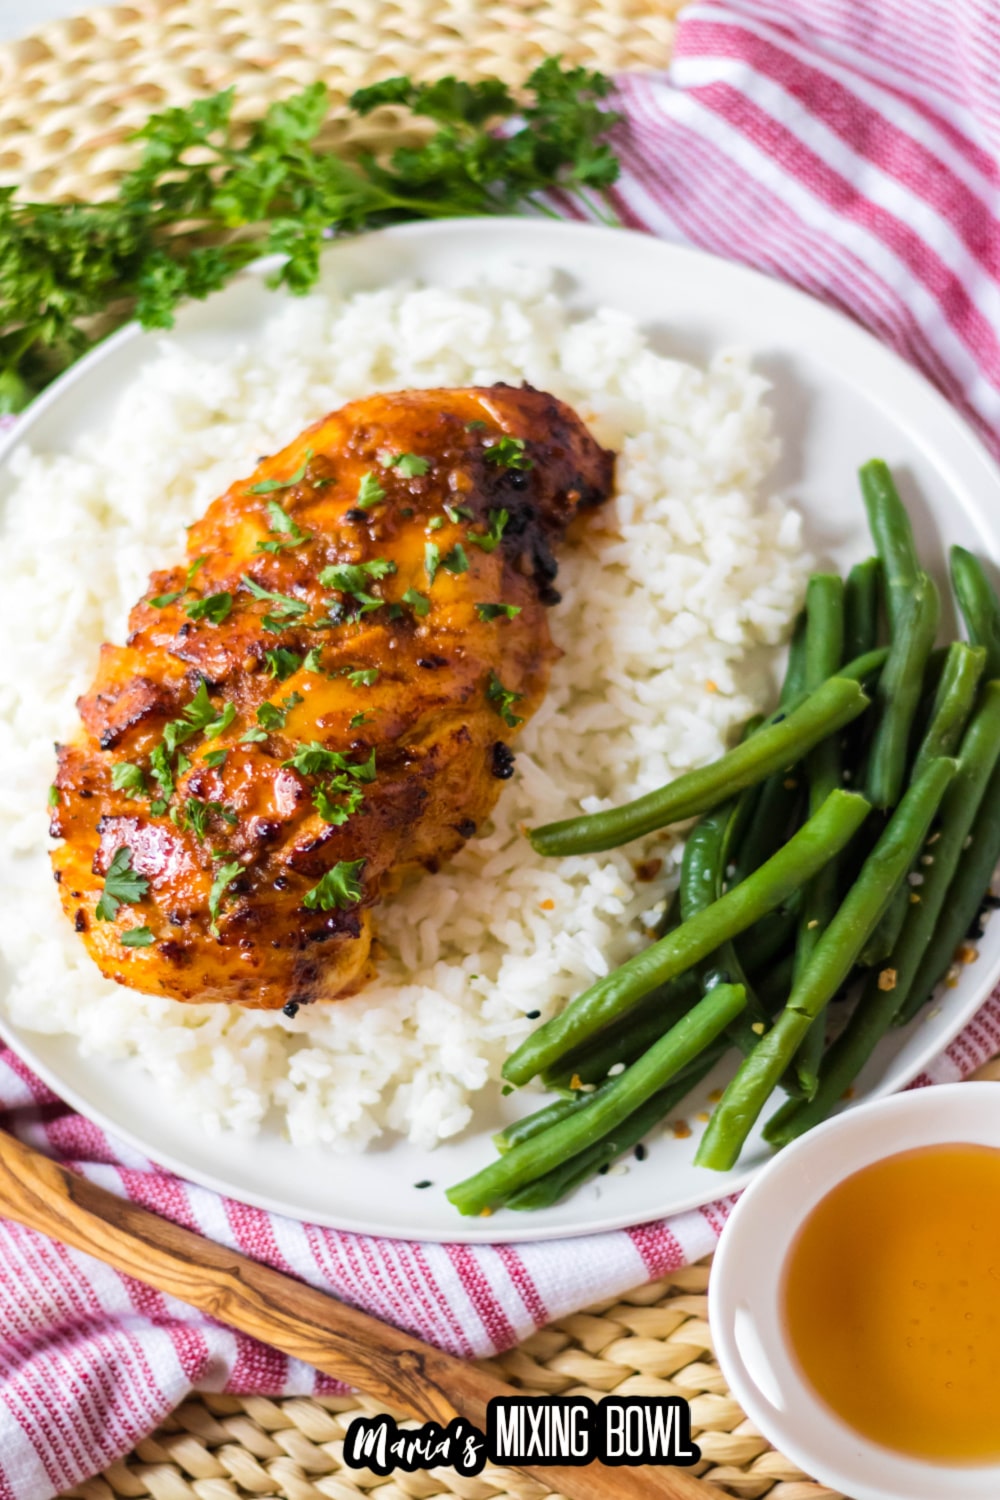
[2,214,1000,1243]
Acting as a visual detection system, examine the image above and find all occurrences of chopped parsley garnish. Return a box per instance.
[381,451,429,477]
[249,448,312,494]
[444,503,474,523]
[401,588,430,618]
[48,784,60,808]
[150,742,175,803]
[347,667,379,687]
[208,858,243,935]
[442,542,469,575]
[264,646,303,681]
[149,555,209,609]
[349,712,370,729]
[111,762,147,798]
[428,516,444,531]
[173,796,237,840]
[240,726,268,744]
[253,691,303,733]
[120,925,155,948]
[150,589,183,609]
[163,680,235,754]
[302,858,365,911]
[283,743,376,781]
[241,575,310,629]
[425,541,440,585]
[468,508,509,553]
[314,780,365,824]
[483,435,533,470]
[356,472,386,510]
[476,602,521,621]
[303,646,324,672]
[185,590,233,626]
[95,846,148,922]
[256,498,311,554]
[486,670,524,727]
[203,748,229,769]
[320,558,396,594]
[465,419,488,432]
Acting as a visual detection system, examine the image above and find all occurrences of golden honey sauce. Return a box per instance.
[782,1143,1000,1462]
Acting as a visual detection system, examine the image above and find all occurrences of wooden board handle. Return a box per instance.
[0,1128,718,1500]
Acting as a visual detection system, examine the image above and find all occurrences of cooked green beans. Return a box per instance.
[505,1043,729,1210]
[860,459,921,630]
[791,574,846,1093]
[864,573,940,809]
[541,978,699,1090]
[767,686,1000,1145]
[911,642,984,782]
[448,984,746,1215]
[694,758,957,1171]
[951,545,1000,679]
[530,677,869,857]
[504,790,870,1087]
[844,556,882,660]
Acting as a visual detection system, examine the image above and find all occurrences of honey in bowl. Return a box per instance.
[782,1143,1000,1463]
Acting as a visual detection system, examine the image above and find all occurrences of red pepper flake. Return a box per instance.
[633,858,663,883]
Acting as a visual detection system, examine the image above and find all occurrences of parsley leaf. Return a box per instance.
[468,508,509,553]
[302,858,365,911]
[283,743,376,780]
[442,542,469,575]
[112,762,147,797]
[356,472,386,510]
[0,64,620,405]
[465,419,487,431]
[203,748,229,768]
[349,712,370,728]
[347,667,378,687]
[303,646,324,672]
[120,925,155,948]
[256,497,311,553]
[173,796,236,840]
[425,541,440,585]
[254,690,303,733]
[264,646,303,681]
[150,589,184,609]
[476,601,521,621]
[314,780,365,824]
[95,846,149,922]
[428,516,444,531]
[320,558,396,594]
[382,451,429,477]
[208,858,243,935]
[483,435,533,470]
[241,574,310,625]
[150,742,175,802]
[486,669,524,727]
[401,588,431,618]
[444,503,474,522]
[48,784,60,808]
[185,590,233,625]
[249,449,312,494]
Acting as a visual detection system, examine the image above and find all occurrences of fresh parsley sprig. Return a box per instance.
[0,60,620,407]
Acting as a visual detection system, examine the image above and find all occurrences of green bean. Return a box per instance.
[694,758,957,1171]
[860,641,983,968]
[680,798,767,1051]
[495,1081,616,1153]
[734,900,800,974]
[896,691,1000,1024]
[951,545,1000,679]
[863,573,940,810]
[767,686,1000,1144]
[504,790,870,1087]
[755,952,796,1014]
[911,642,984,782]
[506,1043,729,1210]
[541,978,700,1090]
[790,574,845,1094]
[860,459,921,630]
[530,678,870,858]
[844,556,882,660]
[838,646,889,685]
[448,985,747,1215]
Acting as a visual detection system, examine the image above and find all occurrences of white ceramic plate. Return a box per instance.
[2,218,1000,1243]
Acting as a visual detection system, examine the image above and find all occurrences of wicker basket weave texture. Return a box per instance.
[0,1,852,1497]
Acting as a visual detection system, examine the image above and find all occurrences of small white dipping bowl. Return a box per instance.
[709,1080,1000,1500]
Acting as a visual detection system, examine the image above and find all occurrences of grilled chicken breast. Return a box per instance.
[49,385,614,1010]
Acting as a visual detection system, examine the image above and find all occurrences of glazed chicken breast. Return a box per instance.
[50,385,614,1010]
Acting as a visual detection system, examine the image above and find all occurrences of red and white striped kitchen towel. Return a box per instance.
[5,0,1000,1492]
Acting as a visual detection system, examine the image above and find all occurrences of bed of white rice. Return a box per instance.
[0,265,810,1152]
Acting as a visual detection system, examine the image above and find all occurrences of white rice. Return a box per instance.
[0,264,810,1151]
